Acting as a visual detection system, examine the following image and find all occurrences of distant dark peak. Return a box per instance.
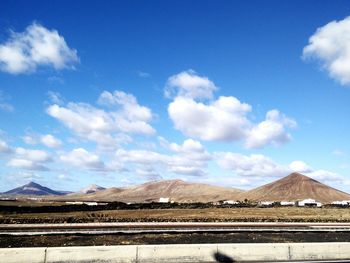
[27,181,40,186]
[4,181,66,196]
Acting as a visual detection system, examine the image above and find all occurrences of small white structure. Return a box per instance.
[280,201,295,206]
[65,201,84,205]
[260,201,274,206]
[298,198,322,207]
[223,200,239,205]
[85,202,98,206]
[159,197,170,203]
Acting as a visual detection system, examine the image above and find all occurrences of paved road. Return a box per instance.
[2,222,350,235]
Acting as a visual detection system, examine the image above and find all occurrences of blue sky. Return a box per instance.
[1,0,350,192]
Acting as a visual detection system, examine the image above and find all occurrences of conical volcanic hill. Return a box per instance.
[241,172,350,203]
[3,182,65,196]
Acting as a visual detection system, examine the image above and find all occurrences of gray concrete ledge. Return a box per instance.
[1,242,350,263]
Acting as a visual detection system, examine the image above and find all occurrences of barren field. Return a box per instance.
[3,232,350,248]
[1,207,350,224]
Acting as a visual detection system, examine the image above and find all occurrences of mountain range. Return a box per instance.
[2,173,350,203]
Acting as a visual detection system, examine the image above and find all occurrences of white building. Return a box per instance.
[65,201,84,205]
[280,201,295,206]
[85,202,98,206]
[223,200,239,205]
[159,197,170,203]
[298,198,322,207]
[260,201,274,206]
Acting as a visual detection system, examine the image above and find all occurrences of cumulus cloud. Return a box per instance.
[307,170,344,184]
[98,90,153,125]
[216,151,346,187]
[6,172,42,184]
[7,147,51,171]
[168,96,252,141]
[216,152,289,177]
[135,166,162,181]
[165,70,218,99]
[245,109,297,149]
[0,139,12,153]
[116,138,211,177]
[47,90,154,150]
[0,22,78,74]
[15,148,51,162]
[41,134,62,148]
[60,148,107,171]
[303,16,350,85]
[289,160,313,173]
[166,71,296,148]
[22,135,37,145]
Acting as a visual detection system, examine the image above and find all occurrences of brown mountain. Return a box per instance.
[240,172,350,203]
[75,179,244,203]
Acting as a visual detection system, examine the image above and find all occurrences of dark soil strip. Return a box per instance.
[2,232,350,248]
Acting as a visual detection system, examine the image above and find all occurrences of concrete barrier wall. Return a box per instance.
[45,246,137,263]
[1,242,350,263]
[0,247,46,263]
[218,243,290,262]
[137,244,217,263]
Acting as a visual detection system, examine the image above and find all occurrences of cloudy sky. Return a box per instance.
[1,0,350,192]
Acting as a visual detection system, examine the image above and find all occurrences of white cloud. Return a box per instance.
[160,137,206,153]
[216,151,347,188]
[22,135,37,145]
[135,166,162,180]
[7,159,49,171]
[7,172,42,183]
[0,139,12,153]
[168,96,251,141]
[7,147,51,171]
[303,16,350,85]
[289,160,313,173]
[60,148,107,171]
[165,70,218,99]
[0,22,78,74]
[216,152,289,177]
[166,72,295,148]
[116,138,211,177]
[14,147,51,162]
[245,109,297,149]
[41,134,62,148]
[307,170,344,184]
[47,90,155,150]
[47,91,65,105]
[98,90,153,125]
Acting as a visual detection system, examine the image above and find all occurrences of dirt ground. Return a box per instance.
[2,207,350,247]
[1,207,350,223]
[2,231,350,248]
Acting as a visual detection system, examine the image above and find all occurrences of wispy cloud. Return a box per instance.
[0,90,14,112]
